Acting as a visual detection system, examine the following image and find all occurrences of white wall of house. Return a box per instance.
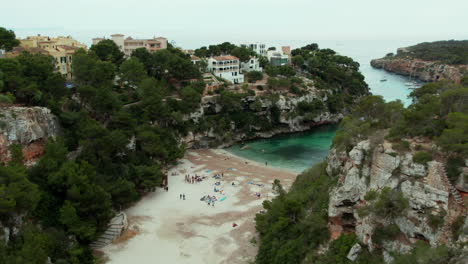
[207,56,244,84]
[241,57,263,72]
[242,43,267,56]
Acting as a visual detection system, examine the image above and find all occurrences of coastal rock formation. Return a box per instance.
[0,106,61,165]
[184,92,342,148]
[370,58,467,83]
[326,138,467,261]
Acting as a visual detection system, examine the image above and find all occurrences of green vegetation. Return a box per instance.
[393,242,457,264]
[89,39,125,65]
[0,27,20,51]
[0,32,375,263]
[291,44,368,97]
[372,224,403,245]
[446,156,465,183]
[246,70,263,83]
[426,209,447,230]
[0,31,200,262]
[0,51,68,112]
[194,42,254,62]
[358,187,408,220]
[255,163,333,264]
[390,40,468,65]
[256,78,468,263]
[412,151,433,164]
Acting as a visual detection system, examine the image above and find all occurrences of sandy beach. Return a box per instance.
[102,149,297,264]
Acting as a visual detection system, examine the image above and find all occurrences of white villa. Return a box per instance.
[241,42,267,56]
[207,56,244,84]
[267,49,289,66]
[241,57,263,72]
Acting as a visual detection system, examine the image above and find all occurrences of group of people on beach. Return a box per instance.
[201,195,217,206]
[185,174,204,184]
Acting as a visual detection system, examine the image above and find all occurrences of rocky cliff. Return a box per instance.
[326,136,467,262]
[370,58,467,83]
[0,106,61,166]
[183,90,343,148]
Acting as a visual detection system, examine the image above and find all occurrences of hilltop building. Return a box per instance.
[241,43,267,56]
[93,34,168,57]
[207,56,244,84]
[241,57,263,72]
[267,48,290,66]
[190,55,201,65]
[6,35,87,79]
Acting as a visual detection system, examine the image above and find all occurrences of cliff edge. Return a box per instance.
[370,58,467,83]
[326,136,467,262]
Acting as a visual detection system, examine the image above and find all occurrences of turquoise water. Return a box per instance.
[227,125,338,173]
[226,40,418,172]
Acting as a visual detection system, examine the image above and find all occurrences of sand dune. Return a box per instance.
[102,149,297,264]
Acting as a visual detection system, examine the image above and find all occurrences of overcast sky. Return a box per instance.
[2,0,467,48]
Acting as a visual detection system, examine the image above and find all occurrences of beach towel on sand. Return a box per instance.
[220,197,227,201]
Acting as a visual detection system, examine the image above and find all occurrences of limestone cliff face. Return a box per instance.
[183,91,342,148]
[326,138,467,262]
[370,58,467,83]
[0,106,61,165]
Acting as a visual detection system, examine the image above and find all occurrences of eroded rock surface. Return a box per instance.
[370,58,467,83]
[0,106,60,165]
[326,138,466,261]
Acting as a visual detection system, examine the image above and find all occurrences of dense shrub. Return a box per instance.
[446,156,465,183]
[413,151,433,164]
[393,242,455,264]
[255,163,333,264]
[246,70,263,82]
[393,40,468,65]
[372,224,402,245]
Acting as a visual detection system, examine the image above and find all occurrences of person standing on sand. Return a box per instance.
[183,194,186,200]
[180,194,182,199]
[265,161,268,166]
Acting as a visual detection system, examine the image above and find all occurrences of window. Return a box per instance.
[60,57,67,63]
[251,60,254,63]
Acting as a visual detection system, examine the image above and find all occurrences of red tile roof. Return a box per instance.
[213,55,239,61]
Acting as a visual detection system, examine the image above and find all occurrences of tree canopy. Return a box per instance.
[0,27,20,51]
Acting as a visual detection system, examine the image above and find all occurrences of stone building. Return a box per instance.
[92,34,168,57]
